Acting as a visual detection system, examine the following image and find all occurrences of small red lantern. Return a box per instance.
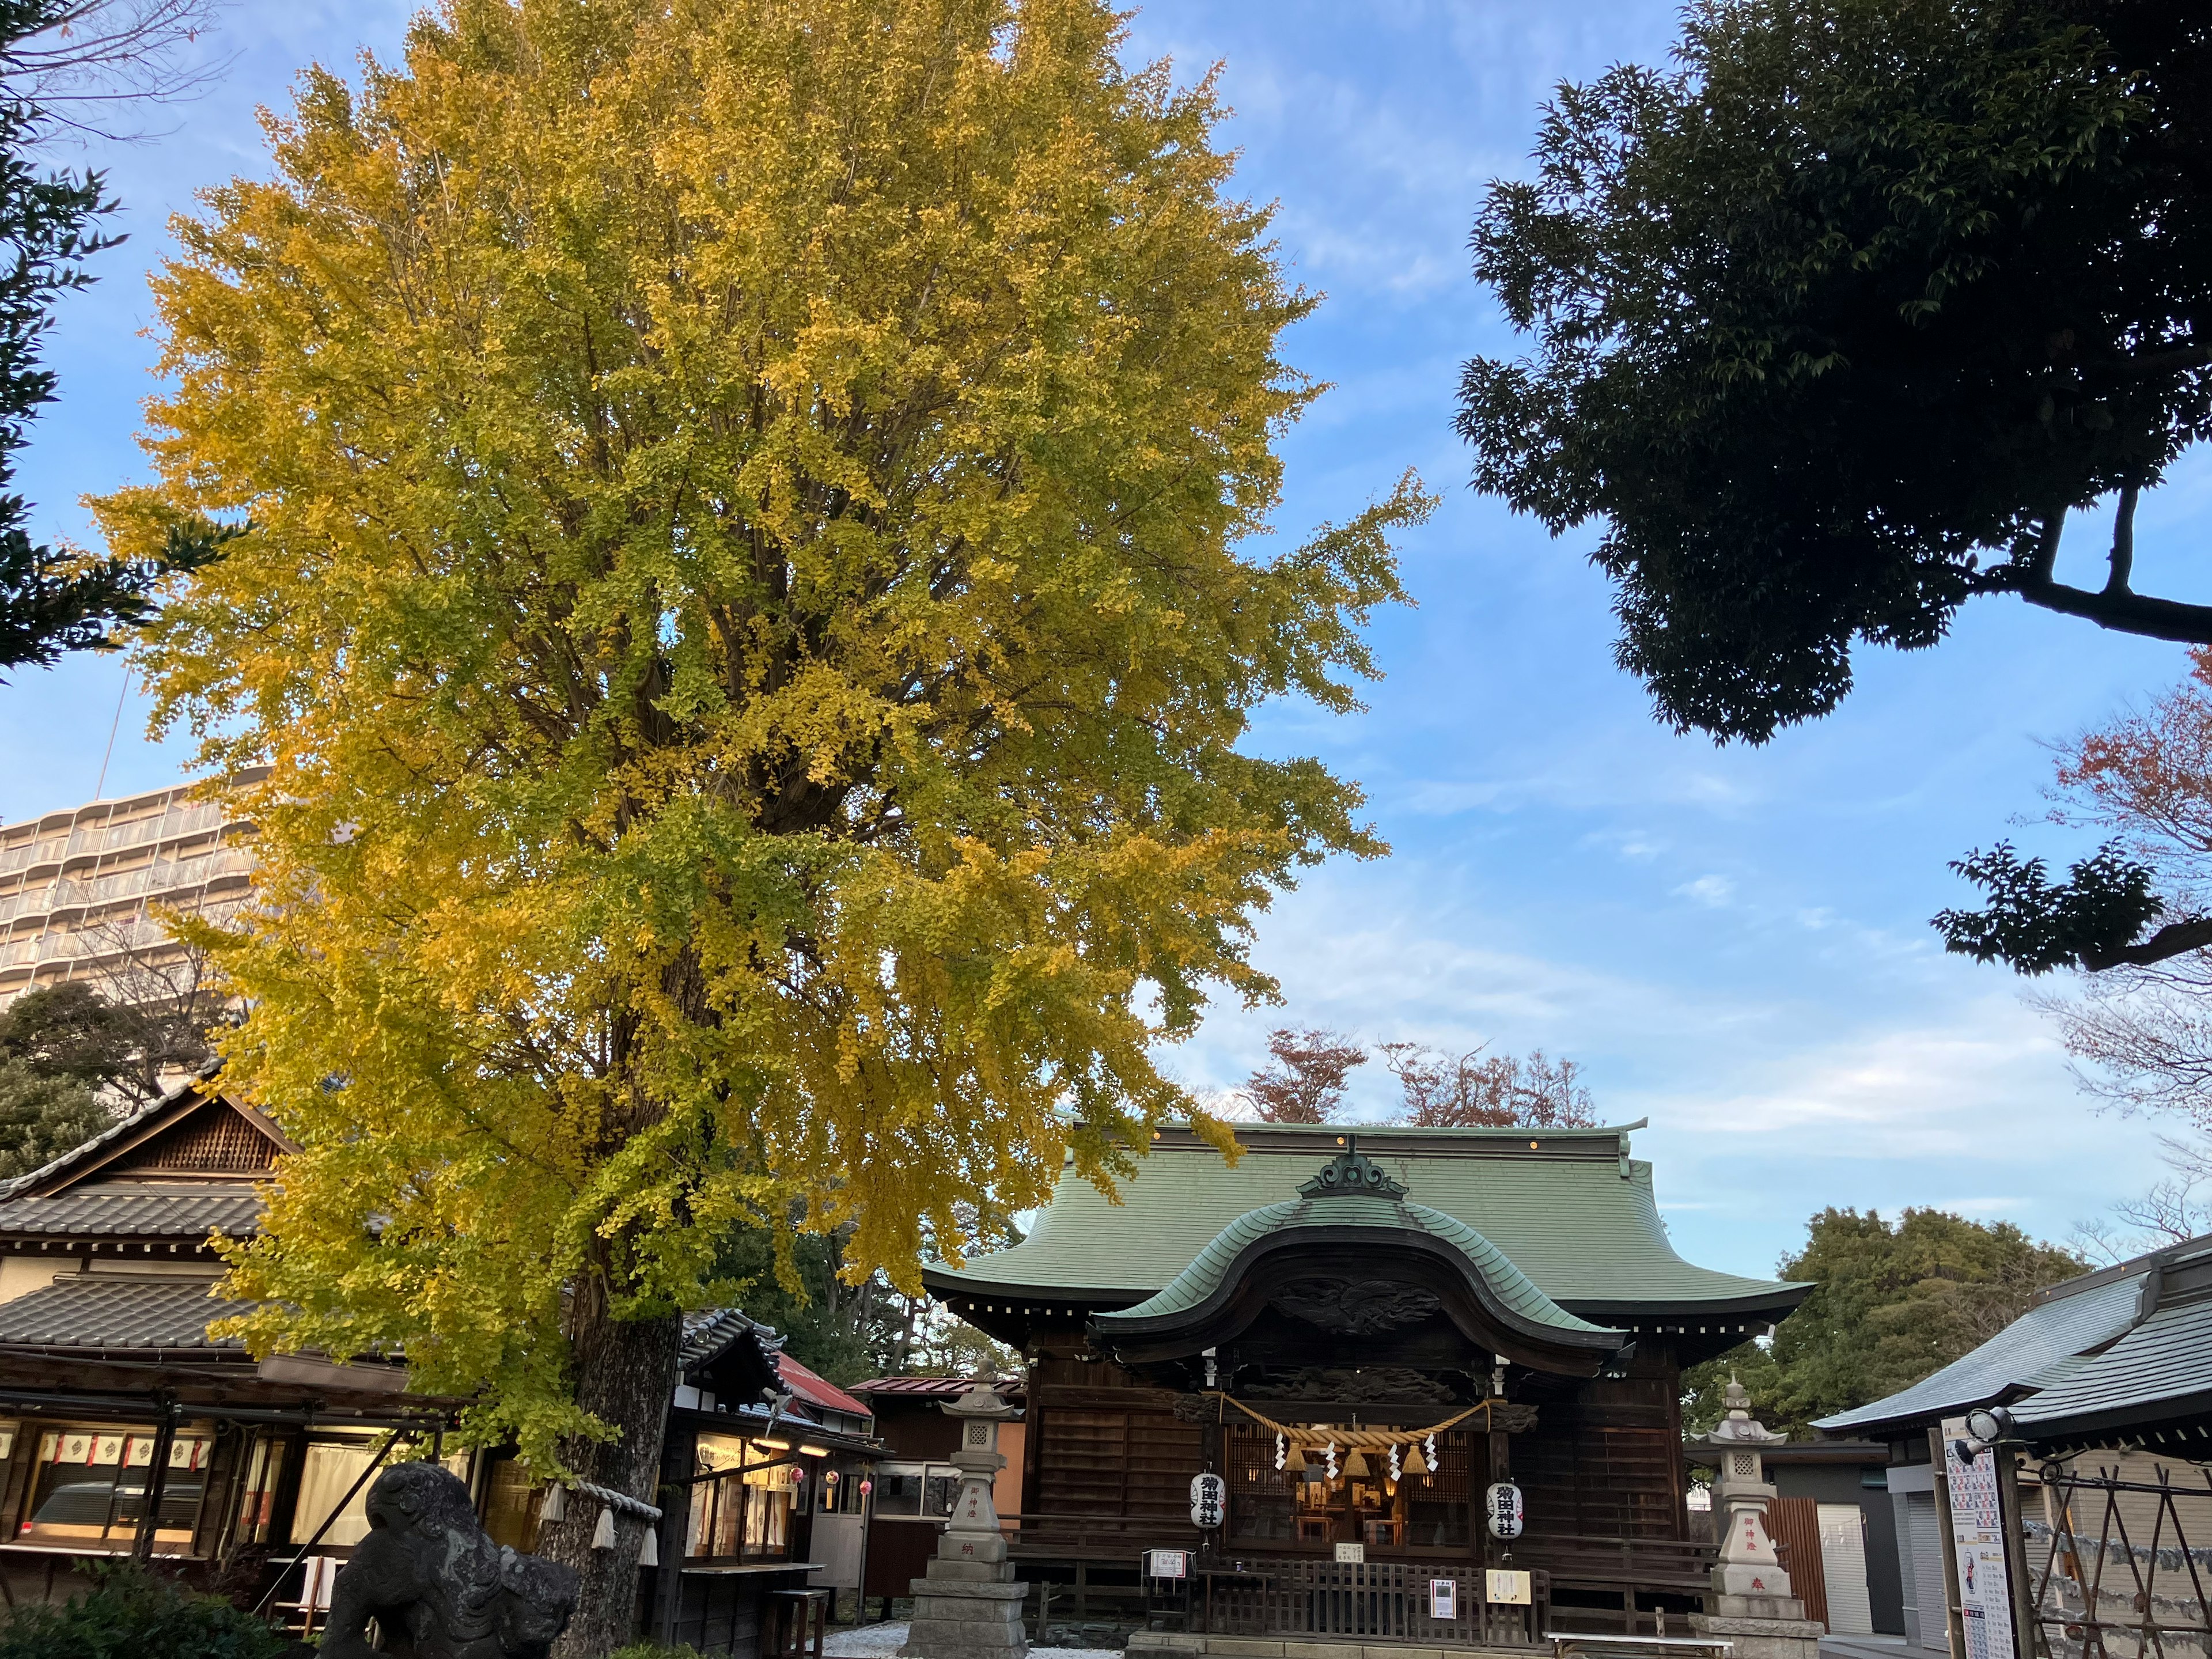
[859,1478,873,1497]
[789,1465,806,1486]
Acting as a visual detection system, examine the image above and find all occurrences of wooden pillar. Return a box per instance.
[1927,1427,1966,1659]
[131,1404,179,1563]
[1480,1425,1511,1647]
[1199,1395,1222,1568]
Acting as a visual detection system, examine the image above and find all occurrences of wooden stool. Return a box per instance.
[770,1586,832,1659]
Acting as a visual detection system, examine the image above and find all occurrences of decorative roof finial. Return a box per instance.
[1300,1138,1407,1200]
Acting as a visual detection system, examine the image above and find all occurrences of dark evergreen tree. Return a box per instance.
[0,978,218,1105]
[0,1060,111,1177]
[1461,0,2212,744]
[0,0,231,678]
[1681,1206,2082,1438]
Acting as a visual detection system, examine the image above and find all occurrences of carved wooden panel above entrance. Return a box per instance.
[1237,1366,1457,1408]
[1267,1277,1442,1335]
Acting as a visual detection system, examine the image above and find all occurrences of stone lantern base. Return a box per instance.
[1690,1592,1824,1659]
[901,1528,1029,1659]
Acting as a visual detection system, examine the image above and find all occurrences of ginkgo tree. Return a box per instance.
[100,0,1427,1643]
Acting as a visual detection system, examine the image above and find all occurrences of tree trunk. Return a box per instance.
[537,1269,685,1659]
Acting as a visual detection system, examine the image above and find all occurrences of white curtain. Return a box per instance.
[290,1445,468,1546]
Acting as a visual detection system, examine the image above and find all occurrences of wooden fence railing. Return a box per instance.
[1190,1558,1544,1649]
[1003,1513,1203,1552]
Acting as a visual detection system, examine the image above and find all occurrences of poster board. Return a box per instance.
[1940,1418,2016,1659]
[1486,1569,1533,1605]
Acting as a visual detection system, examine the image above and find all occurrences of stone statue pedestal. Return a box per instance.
[901,1384,1028,1659]
[1688,1609,1826,1659]
[904,1528,1029,1659]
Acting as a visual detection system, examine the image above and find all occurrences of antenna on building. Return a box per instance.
[94,666,129,800]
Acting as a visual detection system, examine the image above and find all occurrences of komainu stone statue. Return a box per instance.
[308,1461,579,1659]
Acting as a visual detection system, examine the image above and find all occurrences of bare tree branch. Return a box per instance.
[2071,1134,2212,1263]
[3,0,234,141]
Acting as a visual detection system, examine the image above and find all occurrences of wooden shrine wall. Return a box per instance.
[1515,1374,1686,1540]
[1028,1355,1200,1527]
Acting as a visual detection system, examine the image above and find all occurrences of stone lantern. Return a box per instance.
[900,1384,1028,1659]
[1687,1376,1822,1659]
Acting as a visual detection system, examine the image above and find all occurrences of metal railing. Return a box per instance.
[0,849,255,923]
[2029,1462,2212,1659]
[0,802,236,874]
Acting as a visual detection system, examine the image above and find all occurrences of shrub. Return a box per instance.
[608,1646,706,1659]
[0,1563,286,1659]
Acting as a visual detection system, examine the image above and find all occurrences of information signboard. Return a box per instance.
[1941,1417,2017,1659]
[1486,1569,1532,1605]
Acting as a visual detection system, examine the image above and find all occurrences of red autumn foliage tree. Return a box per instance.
[1381,1042,1598,1128]
[1240,1028,1367,1123]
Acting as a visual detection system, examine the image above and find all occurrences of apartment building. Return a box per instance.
[0,771,264,1011]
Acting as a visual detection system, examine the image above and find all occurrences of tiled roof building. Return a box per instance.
[0,1075,883,1654]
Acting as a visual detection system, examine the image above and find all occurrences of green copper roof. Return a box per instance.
[1097,1190,1615,1338]
[930,1123,1804,1315]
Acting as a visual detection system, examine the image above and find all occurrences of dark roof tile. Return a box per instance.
[0,1274,249,1350]
[0,1190,262,1239]
[1814,1271,2145,1434]
[681,1306,781,1370]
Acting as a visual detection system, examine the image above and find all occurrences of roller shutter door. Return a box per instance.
[1908,1492,1948,1652]
[1819,1502,1875,1635]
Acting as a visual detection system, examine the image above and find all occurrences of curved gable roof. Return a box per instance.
[929,1123,1804,1318]
[1100,1193,1615,1341]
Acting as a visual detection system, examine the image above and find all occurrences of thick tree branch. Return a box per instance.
[2012,569,2212,643]
[2081,917,2212,972]
[2092,344,2212,380]
[2106,482,2138,596]
[1976,503,2212,644]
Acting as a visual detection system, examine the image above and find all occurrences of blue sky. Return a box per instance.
[0,0,2192,1280]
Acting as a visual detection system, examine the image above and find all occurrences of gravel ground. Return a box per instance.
[824,1621,1121,1659]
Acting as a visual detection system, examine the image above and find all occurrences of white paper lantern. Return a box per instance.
[1485,1481,1524,1541]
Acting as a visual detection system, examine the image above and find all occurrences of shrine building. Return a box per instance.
[924,1122,1808,1645]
